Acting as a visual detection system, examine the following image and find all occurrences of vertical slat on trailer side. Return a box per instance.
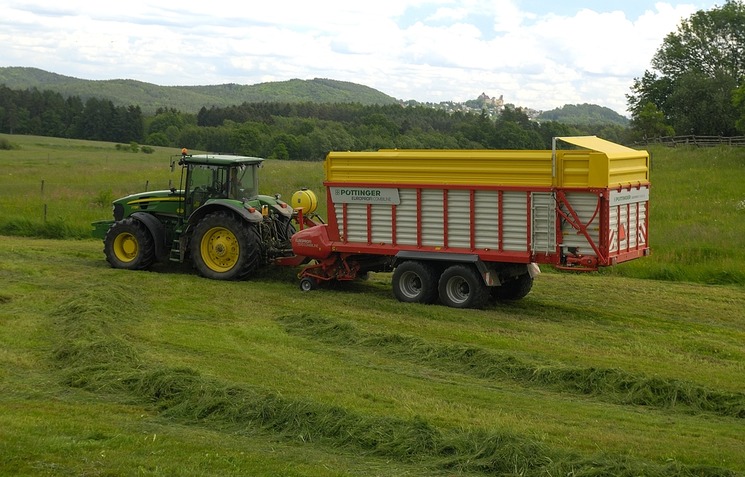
[371,203,392,244]
[502,191,529,252]
[396,189,418,246]
[421,189,444,247]
[473,190,499,250]
[448,189,471,249]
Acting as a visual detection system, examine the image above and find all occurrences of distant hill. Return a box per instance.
[0,67,398,114]
[537,103,629,126]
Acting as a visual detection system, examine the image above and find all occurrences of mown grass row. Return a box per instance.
[49,287,737,477]
[277,313,745,419]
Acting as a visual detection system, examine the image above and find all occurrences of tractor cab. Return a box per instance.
[178,154,263,217]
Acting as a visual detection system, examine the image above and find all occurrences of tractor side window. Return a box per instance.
[240,166,258,198]
[228,165,257,200]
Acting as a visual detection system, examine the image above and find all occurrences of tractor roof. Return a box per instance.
[181,154,265,166]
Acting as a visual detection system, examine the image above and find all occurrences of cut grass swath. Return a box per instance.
[48,288,737,477]
[277,313,745,419]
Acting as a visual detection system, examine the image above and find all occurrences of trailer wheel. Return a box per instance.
[392,261,439,304]
[299,277,317,292]
[438,264,489,309]
[104,218,156,270]
[492,274,533,301]
[192,211,261,280]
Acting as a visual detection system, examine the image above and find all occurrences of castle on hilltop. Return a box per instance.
[477,92,504,108]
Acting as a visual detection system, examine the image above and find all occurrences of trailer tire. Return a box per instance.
[492,273,533,301]
[299,277,318,292]
[192,211,261,280]
[392,260,439,304]
[438,264,489,309]
[104,218,156,270]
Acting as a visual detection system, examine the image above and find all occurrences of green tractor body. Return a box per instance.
[92,154,301,280]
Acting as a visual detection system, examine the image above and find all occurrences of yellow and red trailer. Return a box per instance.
[290,136,650,308]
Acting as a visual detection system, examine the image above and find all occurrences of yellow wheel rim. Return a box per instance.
[200,226,239,272]
[113,232,139,262]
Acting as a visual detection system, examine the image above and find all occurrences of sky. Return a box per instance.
[0,1,720,116]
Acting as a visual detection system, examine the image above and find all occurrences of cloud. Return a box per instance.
[0,1,715,115]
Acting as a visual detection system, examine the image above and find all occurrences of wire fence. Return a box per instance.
[632,135,745,147]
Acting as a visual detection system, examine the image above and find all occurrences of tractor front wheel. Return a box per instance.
[192,211,261,280]
[103,218,156,270]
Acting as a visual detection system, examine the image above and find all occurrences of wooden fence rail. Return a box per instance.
[633,135,745,147]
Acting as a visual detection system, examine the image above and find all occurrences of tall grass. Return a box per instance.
[0,134,325,238]
[606,145,745,284]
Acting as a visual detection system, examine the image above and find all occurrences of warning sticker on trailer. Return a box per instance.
[610,187,649,206]
[330,187,401,205]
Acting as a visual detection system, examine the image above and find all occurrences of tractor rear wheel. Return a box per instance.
[192,211,261,280]
[104,218,156,270]
[438,264,489,309]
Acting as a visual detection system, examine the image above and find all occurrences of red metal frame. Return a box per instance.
[316,180,649,272]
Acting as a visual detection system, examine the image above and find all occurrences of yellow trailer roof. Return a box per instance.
[555,136,641,160]
[325,137,650,188]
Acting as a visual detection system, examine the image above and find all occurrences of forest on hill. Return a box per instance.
[0,81,629,160]
[0,67,398,113]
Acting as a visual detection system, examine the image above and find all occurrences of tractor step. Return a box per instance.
[169,238,181,262]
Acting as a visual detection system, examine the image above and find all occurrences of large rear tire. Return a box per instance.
[192,211,261,280]
[391,260,439,304]
[438,264,489,309]
[104,218,156,270]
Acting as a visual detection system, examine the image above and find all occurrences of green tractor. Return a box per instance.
[92,153,315,280]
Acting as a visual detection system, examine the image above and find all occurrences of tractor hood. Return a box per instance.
[112,189,184,221]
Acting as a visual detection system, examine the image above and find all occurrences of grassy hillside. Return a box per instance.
[0,67,398,114]
[0,134,743,475]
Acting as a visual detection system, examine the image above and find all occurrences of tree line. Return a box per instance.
[1,83,628,160]
[0,85,143,143]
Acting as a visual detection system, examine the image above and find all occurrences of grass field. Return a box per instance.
[1,134,744,476]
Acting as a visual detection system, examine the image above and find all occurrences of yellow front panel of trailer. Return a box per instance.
[556,136,649,188]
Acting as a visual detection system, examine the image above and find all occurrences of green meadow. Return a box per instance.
[1,134,744,476]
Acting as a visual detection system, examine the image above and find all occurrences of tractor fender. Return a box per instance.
[130,212,167,261]
[271,202,293,219]
[187,202,263,227]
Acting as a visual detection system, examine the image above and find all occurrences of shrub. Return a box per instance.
[0,137,18,150]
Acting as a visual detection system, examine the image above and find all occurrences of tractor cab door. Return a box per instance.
[184,164,229,216]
